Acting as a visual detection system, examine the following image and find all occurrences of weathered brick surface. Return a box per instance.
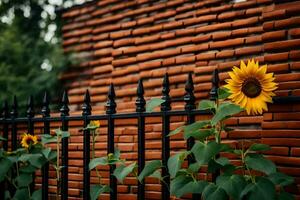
[58,0,300,199]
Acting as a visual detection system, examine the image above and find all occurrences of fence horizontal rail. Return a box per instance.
[0,70,298,200]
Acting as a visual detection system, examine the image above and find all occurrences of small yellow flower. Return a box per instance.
[90,120,100,128]
[225,59,278,115]
[21,133,38,149]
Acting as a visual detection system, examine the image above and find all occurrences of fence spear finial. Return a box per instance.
[210,68,219,101]
[42,91,50,117]
[106,83,116,114]
[82,89,91,115]
[26,95,35,118]
[11,95,18,117]
[60,90,69,117]
[161,73,171,111]
[2,100,9,118]
[184,72,196,111]
[136,79,146,112]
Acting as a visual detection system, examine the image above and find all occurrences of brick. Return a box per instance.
[291,148,300,156]
[263,9,286,20]
[216,50,235,59]
[264,52,289,62]
[289,28,300,38]
[135,35,161,45]
[196,52,216,61]
[218,10,245,20]
[264,39,300,51]
[291,62,300,70]
[290,50,300,59]
[210,38,244,49]
[275,17,300,29]
[262,30,286,42]
[212,31,231,41]
[112,57,137,67]
[267,63,290,73]
[235,46,262,56]
[232,17,259,28]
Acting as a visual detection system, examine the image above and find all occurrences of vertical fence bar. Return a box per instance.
[41,92,50,200]
[136,79,146,200]
[60,91,69,200]
[11,96,18,151]
[27,96,35,192]
[161,74,171,200]
[210,69,220,182]
[184,73,199,200]
[2,100,9,150]
[0,100,9,200]
[82,90,91,200]
[106,84,117,200]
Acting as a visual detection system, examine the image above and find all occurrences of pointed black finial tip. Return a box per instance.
[84,89,91,102]
[62,90,69,104]
[43,91,49,104]
[137,79,144,95]
[108,83,115,97]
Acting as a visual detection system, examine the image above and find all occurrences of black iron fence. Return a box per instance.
[0,69,298,200]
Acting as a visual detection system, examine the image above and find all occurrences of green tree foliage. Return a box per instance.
[0,0,78,110]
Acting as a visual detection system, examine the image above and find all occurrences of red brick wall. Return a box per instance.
[60,0,300,199]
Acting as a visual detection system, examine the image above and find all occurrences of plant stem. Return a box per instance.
[92,130,102,185]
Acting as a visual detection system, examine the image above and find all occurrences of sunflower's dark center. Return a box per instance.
[25,137,34,145]
[242,77,261,98]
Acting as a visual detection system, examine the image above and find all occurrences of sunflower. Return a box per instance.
[90,120,100,128]
[21,133,38,149]
[224,59,278,115]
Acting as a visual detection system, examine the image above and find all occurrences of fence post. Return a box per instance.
[2,100,9,150]
[136,79,146,200]
[41,92,50,200]
[82,90,91,200]
[106,84,117,200]
[210,69,220,182]
[11,96,18,151]
[184,72,200,200]
[161,73,171,200]
[60,90,69,200]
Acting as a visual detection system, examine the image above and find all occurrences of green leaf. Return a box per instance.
[168,126,184,137]
[0,136,7,141]
[240,177,276,200]
[61,131,70,139]
[248,143,271,152]
[16,173,33,187]
[19,165,37,173]
[245,154,276,175]
[31,189,42,200]
[277,191,295,200]
[41,147,51,159]
[202,183,228,200]
[90,185,110,200]
[211,103,243,125]
[198,100,216,111]
[184,129,214,141]
[216,174,246,200]
[149,170,161,180]
[191,141,222,166]
[208,157,231,173]
[184,121,210,135]
[0,158,13,182]
[218,87,231,99]
[138,160,161,183]
[170,175,193,197]
[18,154,46,168]
[268,172,294,187]
[41,135,57,144]
[146,98,165,112]
[113,162,137,183]
[173,179,208,198]
[89,157,108,170]
[168,151,189,178]
[13,188,29,200]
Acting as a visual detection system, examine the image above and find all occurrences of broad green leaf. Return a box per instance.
[278,191,295,200]
[240,177,276,200]
[168,126,184,137]
[89,157,108,170]
[198,100,216,111]
[0,136,7,141]
[170,175,193,197]
[31,189,42,200]
[138,160,161,183]
[202,183,228,200]
[216,174,246,200]
[175,180,208,198]
[41,135,57,144]
[184,121,210,135]
[168,151,189,178]
[48,151,57,161]
[18,154,46,168]
[248,143,271,152]
[146,98,165,112]
[113,162,137,183]
[0,158,13,182]
[208,157,231,173]
[41,147,51,159]
[149,170,161,180]
[268,172,294,187]
[245,154,276,175]
[191,141,222,166]
[212,103,243,125]
[90,185,110,200]
[61,131,70,139]
[13,188,29,200]
[16,173,33,187]
[184,129,213,141]
[188,162,201,173]
[218,87,231,99]
[19,165,37,173]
